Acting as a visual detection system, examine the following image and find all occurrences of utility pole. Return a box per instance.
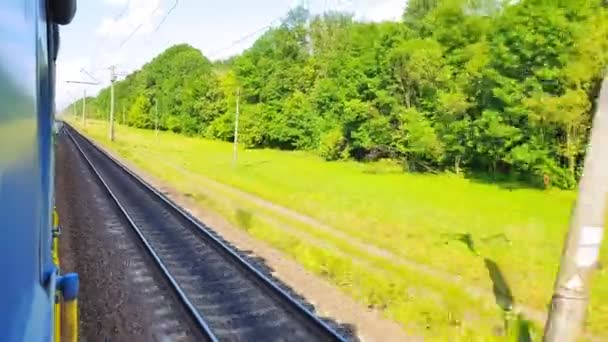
[544,77,608,341]
[66,79,100,127]
[154,98,159,139]
[233,87,240,166]
[109,65,116,141]
[82,89,86,126]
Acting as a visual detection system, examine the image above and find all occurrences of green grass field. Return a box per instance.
[69,119,608,340]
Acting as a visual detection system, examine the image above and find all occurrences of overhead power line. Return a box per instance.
[114,0,131,21]
[119,0,175,49]
[80,68,101,84]
[64,80,101,126]
[65,80,100,85]
[208,1,322,60]
[208,14,286,59]
[90,1,169,73]
[118,7,159,48]
[209,25,272,58]
[152,0,179,33]
[89,0,133,70]
[140,0,180,51]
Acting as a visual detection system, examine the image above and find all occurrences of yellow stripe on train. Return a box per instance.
[52,208,79,342]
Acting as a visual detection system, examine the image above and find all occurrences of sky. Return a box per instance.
[57,0,407,110]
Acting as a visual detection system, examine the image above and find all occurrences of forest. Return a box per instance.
[69,0,608,189]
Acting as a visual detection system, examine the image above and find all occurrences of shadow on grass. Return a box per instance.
[442,232,479,255]
[241,160,271,168]
[443,231,533,340]
[443,232,512,256]
[485,259,513,312]
[481,233,512,245]
[484,258,533,341]
[466,171,544,191]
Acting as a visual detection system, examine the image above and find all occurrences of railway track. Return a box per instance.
[65,125,346,342]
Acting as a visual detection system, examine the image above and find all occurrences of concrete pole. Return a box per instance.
[82,89,86,126]
[109,82,115,141]
[233,87,240,166]
[155,99,159,139]
[109,65,116,141]
[544,77,608,341]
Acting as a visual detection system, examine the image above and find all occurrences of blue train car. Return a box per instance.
[0,1,76,341]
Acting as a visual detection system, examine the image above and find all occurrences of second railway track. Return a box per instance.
[65,125,346,342]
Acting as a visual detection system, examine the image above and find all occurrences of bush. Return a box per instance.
[532,161,576,190]
[318,128,346,161]
[205,113,234,141]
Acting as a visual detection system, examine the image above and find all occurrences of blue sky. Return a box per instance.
[57,0,406,109]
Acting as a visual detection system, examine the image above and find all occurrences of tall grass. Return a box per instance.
[70,119,608,339]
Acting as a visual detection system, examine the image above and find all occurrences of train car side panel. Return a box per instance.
[0,0,55,341]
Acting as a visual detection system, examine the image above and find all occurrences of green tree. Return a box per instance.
[436,90,472,174]
[128,95,152,128]
[393,107,444,171]
[389,39,447,108]
[67,1,608,189]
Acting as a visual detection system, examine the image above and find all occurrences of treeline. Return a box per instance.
[70,0,608,189]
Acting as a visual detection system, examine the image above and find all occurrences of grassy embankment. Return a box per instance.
[69,119,607,340]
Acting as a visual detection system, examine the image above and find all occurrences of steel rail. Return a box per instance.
[65,127,219,342]
[65,124,347,342]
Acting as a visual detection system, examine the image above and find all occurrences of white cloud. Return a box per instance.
[102,50,128,68]
[294,0,404,22]
[103,0,130,7]
[356,0,405,22]
[97,0,163,39]
[334,0,354,13]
